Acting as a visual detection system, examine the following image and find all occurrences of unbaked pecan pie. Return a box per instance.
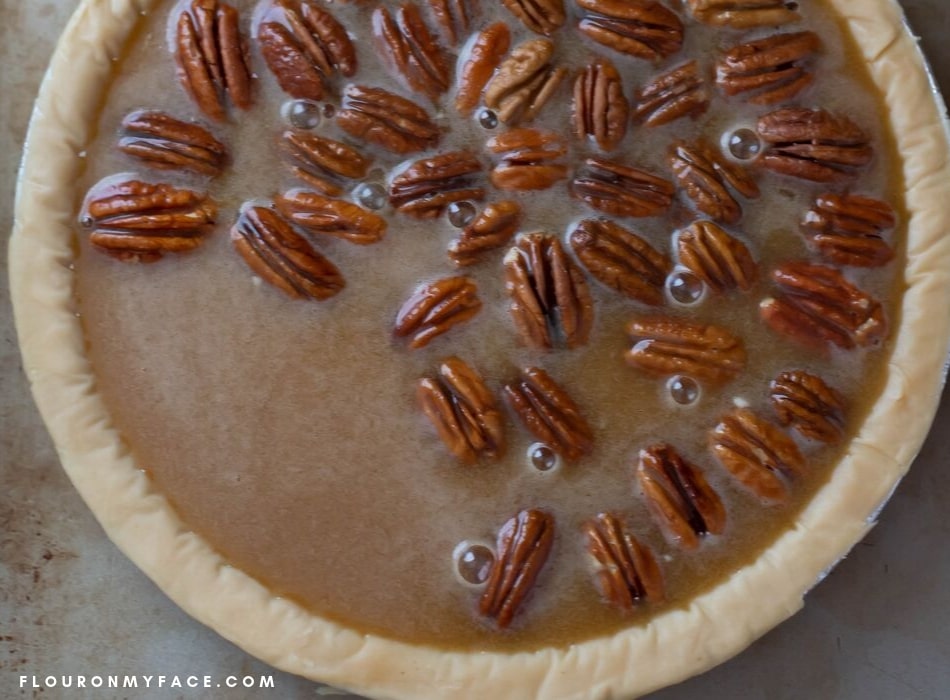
[11,0,950,697]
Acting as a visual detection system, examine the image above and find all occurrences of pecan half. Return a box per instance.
[757,108,873,182]
[257,1,356,100]
[417,357,505,464]
[669,140,760,225]
[275,189,386,245]
[231,205,344,300]
[394,277,482,349]
[709,408,804,502]
[454,23,511,115]
[484,39,568,126]
[718,31,821,106]
[760,261,887,350]
[771,370,847,444]
[389,151,485,219]
[677,220,756,293]
[426,0,476,45]
[583,513,664,610]
[83,179,216,262]
[500,0,565,35]
[504,234,594,350]
[637,444,725,550]
[118,110,227,176]
[337,85,441,154]
[503,366,593,461]
[280,130,371,196]
[576,0,684,61]
[569,218,670,306]
[480,509,555,628]
[487,129,568,191]
[626,317,746,382]
[687,0,800,27]
[175,0,253,121]
[373,4,451,99]
[801,193,896,267]
[632,61,709,128]
[571,157,675,219]
[449,200,523,267]
[573,58,629,151]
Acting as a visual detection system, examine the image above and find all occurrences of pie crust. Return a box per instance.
[10,0,950,698]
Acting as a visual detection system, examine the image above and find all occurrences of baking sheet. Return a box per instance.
[2,1,949,698]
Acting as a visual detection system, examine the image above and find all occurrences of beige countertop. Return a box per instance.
[2,2,950,698]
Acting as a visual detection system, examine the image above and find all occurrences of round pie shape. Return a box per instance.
[10,0,950,698]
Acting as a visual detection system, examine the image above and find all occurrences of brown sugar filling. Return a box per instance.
[73,0,906,650]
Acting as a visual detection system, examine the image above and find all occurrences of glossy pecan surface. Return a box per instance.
[337,85,442,154]
[394,276,482,348]
[633,61,709,127]
[504,366,594,461]
[84,179,216,262]
[418,356,505,463]
[570,218,670,306]
[573,58,629,151]
[572,157,675,219]
[505,234,594,349]
[576,0,684,61]
[760,262,887,350]
[771,370,847,444]
[175,0,253,120]
[119,110,227,176]
[389,152,485,219]
[801,194,896,267]
[757,108,873,182]
[280,130,371,196]
[275,190,387,245]
[669,140,760,225]
[626,317,746,382]
[677,220,756,293]
[638,444,726,550]
[717,31,821,105]
[709,408,804,502]
[449,200,523,267]
[584,513,664,610]
[231,205,344,300]
[480,509,555,628]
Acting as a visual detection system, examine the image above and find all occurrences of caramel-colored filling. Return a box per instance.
[74,0,904,650]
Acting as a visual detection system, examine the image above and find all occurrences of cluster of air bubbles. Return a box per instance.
[478,109,499,130]
[353,182,387,210]
[447,201,477,228]
[667,269,705,306]
[725,127,762,161]
[282,99,323,130]
[528,442,560,473]
[453,541,495,586]
[667,375,700,406]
